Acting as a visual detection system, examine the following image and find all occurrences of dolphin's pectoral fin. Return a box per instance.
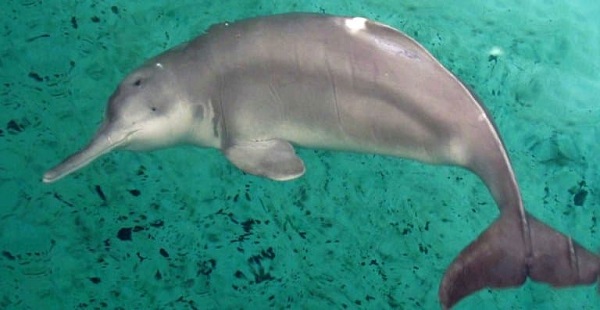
[439,213,600,309]
[224,139,305,181]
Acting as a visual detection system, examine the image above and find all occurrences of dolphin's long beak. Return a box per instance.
[42,123,129,183]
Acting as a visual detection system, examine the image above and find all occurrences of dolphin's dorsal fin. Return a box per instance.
[224,139,305,181]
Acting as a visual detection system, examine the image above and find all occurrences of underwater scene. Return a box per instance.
[1,0,599,309]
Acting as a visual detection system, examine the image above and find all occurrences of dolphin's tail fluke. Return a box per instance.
[439,212,600,309]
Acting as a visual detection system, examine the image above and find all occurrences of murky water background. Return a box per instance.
[1,1,598,309]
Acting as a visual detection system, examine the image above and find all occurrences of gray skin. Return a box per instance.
[43,13,599,308]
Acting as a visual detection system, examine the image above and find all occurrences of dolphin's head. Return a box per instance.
[103,61,195,150]
[43,60,197,183]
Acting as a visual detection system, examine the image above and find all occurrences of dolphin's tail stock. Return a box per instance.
[439,212,600,309]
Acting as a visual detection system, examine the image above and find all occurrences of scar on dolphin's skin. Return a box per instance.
[43,13,599,308]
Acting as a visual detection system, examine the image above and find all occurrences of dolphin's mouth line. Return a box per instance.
[110,128,141,146]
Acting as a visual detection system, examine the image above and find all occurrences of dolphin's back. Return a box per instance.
[198,16,466,156]
[196,13,519,210]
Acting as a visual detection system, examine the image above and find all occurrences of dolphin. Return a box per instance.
[43,13,599,308]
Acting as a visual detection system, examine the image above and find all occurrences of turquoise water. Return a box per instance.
[1,0,599,309]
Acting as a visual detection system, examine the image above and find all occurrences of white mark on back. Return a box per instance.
[344,17,367,33]
[156,62,164,69]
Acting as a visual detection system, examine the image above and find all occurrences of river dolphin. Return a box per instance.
[42,13,599,308]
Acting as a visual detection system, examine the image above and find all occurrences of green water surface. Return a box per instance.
[1,0,599,309]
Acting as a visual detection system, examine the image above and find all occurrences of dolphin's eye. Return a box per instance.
[133,79,142,87]
[151,107,157,112]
